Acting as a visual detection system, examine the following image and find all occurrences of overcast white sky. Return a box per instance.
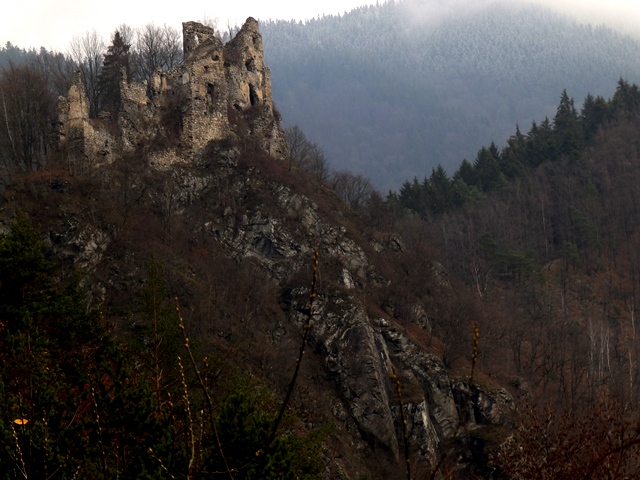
[2,0,639,53]
[1,1,379,52]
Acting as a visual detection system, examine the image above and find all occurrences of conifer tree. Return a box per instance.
[553,89,584,160]
[581,93,609,141]
[454,158,476,187]
[500,124,526,179]
[526,118,555,167]
[610,78,640,118]
[474,146,506,192]
[427,165,453,214]
[98,30,131,114]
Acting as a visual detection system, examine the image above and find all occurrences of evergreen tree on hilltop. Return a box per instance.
[98,30,131,114]
[474,144,507,192]
[427,165,454,214]
[526,118,555,167]
[499,124,526,179]
[610,77,640,118]
[553,89,584,160]
[0,42,27,69]
[581,93,609,141]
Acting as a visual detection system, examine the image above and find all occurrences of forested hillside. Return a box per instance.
[261,0,640,189]
[381,77,640,476]
[391,79,640,405]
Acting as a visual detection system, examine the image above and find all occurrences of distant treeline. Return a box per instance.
[392,79,640,217]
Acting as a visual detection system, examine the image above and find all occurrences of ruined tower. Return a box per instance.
[58,18,286,167]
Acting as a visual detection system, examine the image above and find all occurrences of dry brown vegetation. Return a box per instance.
[4,42,640,476]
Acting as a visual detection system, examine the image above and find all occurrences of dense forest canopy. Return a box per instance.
[393,80,640,217]
[261,0,640,189]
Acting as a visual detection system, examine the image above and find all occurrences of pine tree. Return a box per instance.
[500,124,526,179]
[610,78,640,119]
[526,118,555,167]
[426,165,454,214]
[553,89,584,160]
[398,178,426,215]
[98,30,131,114]
[473,146,506,192]
[454,158,477,187]
[581,93,609,141]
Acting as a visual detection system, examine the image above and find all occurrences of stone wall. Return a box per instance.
[58,17,287,167]
[57,71,116,167]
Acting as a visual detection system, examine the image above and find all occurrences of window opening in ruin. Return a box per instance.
[213,55,220,62]
[245,58,255,72]
[249,85,259,106]
[204,65,209,72]
[207,83,216,100]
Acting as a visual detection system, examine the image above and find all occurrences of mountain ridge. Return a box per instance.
[261,0,640,189]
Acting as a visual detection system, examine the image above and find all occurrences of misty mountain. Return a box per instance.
[261,0,640,189]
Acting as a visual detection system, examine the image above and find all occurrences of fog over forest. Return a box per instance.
[261,0,640,188]
[398,0,640,33]
[2,0,640,56]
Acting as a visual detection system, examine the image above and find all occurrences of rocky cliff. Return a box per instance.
[34,157,513,478]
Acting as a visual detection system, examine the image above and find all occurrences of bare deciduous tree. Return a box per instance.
[330,170,376,210]
[284,124,331,183]
[200,15,224,40]
[114,23,136,48]
[113,24,138,80]
[285,125,312,170]
[0,63,54,172]
[134,23,183,86]
[31,48,75,97]
[68,30,105,117]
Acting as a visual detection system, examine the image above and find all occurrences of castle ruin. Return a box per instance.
[57,18,287,168]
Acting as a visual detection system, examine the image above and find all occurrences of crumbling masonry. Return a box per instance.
[57,18,287,167]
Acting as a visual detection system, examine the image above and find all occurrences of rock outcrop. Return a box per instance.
[57,18,287,168]
[45,145,513,475]
[209,171,513,473]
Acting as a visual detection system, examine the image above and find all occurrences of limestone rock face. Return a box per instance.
[170,160,513,473]
[67,71,90,120]
[58,18,287,166]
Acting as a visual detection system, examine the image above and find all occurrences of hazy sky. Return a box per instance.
[2,0,639,53]
[1,1,378,52]
[524,0,640,35]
